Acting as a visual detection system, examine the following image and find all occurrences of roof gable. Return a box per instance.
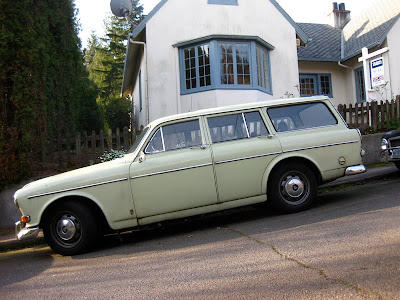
[298,0,400,62]
[131,0,308,42]
[342,0,400,60]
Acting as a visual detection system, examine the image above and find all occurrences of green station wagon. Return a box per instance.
[14,96,366,255]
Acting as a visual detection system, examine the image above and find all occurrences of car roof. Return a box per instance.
[149,96,330,127]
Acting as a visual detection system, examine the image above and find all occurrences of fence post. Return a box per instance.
[76,131,81,160]
[132,126,137,145]
[371,101,378,131]
[355,103,359,128]
[396,95,400,119]
[360,102,365,132]
[386,100,390,126]
[108,129,112,150]
[91,130,96,164]
[390,99,395,123]
[123,127,129,150]
[348,103,353,127]
[83,131,88,166]
[116,127,121,150]
[100,130,105,154]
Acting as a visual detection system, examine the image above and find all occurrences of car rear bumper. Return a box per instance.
[345,165,367,175]
[15,221,39,241]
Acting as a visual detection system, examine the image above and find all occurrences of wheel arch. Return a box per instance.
[40,196,111,233]
[262,155,322,195]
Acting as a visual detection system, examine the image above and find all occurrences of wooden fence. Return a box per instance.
[41,96,400,171]
[41,127,140,170]
[338,96,400,133]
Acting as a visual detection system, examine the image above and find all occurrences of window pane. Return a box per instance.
[299,76,317,96]
[244,112,268,137]
[256,46,270,90]
[236,43,250,85]
[184,47,197,90]
[267,102,337,132]
[207,114,247,143]
[198,45,211,87]
[220,43,234,85]
[320,75,331,95]
[145,128,164,154]
[162,120,202,151]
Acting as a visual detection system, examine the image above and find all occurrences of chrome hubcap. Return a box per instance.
[56,215,77,241]
[284,176,304,198]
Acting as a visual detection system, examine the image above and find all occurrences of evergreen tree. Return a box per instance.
[86,1,144,129]
[0,0,103,188]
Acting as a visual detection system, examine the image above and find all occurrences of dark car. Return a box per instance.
[381,128,400,170]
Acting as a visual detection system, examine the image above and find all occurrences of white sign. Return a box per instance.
[371,57,385,87]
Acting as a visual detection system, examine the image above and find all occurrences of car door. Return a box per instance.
[129,118,218,219]
[206,110,282,203]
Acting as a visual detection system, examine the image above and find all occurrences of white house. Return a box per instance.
[122,0,309,128]
[297,0,400,106]
[122,0,400,129]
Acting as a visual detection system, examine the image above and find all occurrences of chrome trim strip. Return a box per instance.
[131,162,213,179]
[275,124,338,133]
[28,178,129,199]
[242,113,250,138]
[216,140,359,165]
[216,151,282,165]
[282,140,359,153]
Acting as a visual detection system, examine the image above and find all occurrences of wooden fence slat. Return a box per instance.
[107,129,112,151]
[116,127,121,150]
[123,127,129,150]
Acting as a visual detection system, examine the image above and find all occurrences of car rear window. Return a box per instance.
[267,102,337,132]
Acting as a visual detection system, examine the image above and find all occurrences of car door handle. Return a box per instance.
[190,144,207,150]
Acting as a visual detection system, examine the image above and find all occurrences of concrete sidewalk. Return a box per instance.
[1,163,399,252]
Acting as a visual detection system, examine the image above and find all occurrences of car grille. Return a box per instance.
[389,137,400,149]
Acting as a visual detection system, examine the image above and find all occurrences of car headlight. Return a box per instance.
[381,138,388,151]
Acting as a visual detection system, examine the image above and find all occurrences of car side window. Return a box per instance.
[207,111,268,143]
[244,111,269,137]
[267,102,337,132]
[145,120,202,154]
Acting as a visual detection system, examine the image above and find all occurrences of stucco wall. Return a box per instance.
[134,0,300,125]
[298,61,352,106]
[387,18,400,98]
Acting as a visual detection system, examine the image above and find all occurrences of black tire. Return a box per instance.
[395,161,400,171]
[268,163,317,213]
[43,201,99,256]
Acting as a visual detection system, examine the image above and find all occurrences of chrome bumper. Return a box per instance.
[345,165,367,175]
[15,221,39,241]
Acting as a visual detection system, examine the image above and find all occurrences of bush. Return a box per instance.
[98,149,127,163]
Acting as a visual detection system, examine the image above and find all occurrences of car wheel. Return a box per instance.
[395,162,400,171]
[268,163,317,213]
[43,201,98,256]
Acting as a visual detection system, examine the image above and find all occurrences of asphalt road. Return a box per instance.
[1,173,399,299]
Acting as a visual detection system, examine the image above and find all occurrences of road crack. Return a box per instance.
[225,227,385,300]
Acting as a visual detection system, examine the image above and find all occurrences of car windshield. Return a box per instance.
[127,127,149,154]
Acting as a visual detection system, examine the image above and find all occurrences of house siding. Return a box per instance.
[387,18,400,98]
[298,61,350,106]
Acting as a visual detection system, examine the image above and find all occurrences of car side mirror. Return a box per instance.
[138,152,146,163]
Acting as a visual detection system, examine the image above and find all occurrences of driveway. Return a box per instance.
[0,172,399,299]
